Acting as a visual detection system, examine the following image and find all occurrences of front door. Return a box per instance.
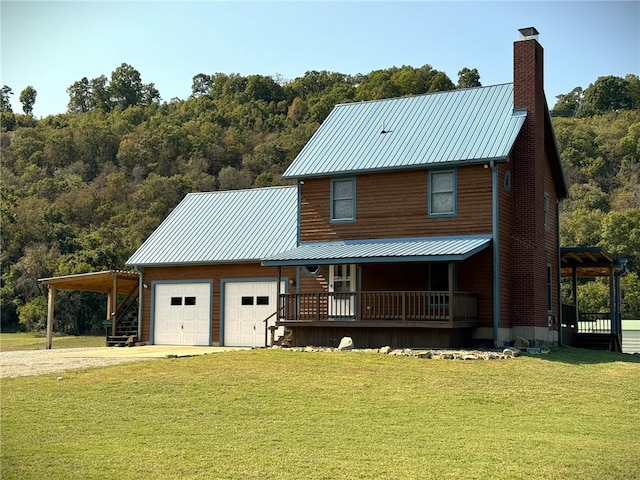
[329,264,356,319]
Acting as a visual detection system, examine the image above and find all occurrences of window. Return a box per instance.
[241,296,254,306]
[544,192,550,228]
[184,297,196,306]
[256,296,269,305]
[331,178,355,221]
[170,297,182,306]
[546,264,553,312]
[429,170,456,216]
[504,170,512,191]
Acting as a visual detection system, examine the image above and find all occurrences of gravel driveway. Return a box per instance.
[0,346,239,378]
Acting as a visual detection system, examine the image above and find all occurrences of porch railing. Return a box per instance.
[280,291,477,324]
[578,312,612,333]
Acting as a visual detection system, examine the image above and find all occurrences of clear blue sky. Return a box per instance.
[1,1,639,118]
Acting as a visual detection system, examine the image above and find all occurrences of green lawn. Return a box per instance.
[2,348,639,480]
[0,333,105,352]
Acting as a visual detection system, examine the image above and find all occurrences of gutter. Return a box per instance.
[136,266,144,342]
[490,160,500,347]
[557,200,565,346]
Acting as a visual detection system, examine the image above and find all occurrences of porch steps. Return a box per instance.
[574,333,621,352]
[106,310,139,347]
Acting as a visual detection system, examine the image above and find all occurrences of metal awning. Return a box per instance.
[262,235,492,266]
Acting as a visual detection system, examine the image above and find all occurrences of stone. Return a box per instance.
[337,337,354,351]
[502,347,520,358]
[379,346,392,354]
[514,336,530,348]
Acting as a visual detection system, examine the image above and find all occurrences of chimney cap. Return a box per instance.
[518,27,540,39]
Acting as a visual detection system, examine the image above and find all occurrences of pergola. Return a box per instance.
[38,270,140,349]
[560,247,627,349]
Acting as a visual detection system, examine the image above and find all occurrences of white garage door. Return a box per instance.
[153,282,211,345]
[224,281,284,347]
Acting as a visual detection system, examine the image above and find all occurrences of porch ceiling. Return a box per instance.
[39,270,140,294]
[262,235,492,266]
[560,247,622,278]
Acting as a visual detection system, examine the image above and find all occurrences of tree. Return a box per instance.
[67,77,92,113]
[1,85,13,112]
[553,87,583,115]
[457,67,481,88]
[109,63,143,109]
[90,75,111,111]
[19,86,37,116]
[191,73,213,98]
[583,75,632,114]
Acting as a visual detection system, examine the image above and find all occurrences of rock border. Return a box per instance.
[270,344,550,360]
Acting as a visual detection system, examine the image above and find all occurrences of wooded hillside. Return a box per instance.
[1,66,638,333]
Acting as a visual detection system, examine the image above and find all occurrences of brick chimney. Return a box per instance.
[511,27,550,332]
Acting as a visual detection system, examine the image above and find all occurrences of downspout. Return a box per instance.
[557,200,565,346]
[613,258,628,339]
[136,266,144,342]
[490,160,500,347]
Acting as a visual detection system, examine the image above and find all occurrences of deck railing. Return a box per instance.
[578,312,612,333]
[280,291,477,324]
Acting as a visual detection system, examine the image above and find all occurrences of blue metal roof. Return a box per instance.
[126,186,298,267]
[262,235,492,266]
[284,84,526,178]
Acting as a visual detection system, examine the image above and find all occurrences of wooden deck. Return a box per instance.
[278,291,478,328]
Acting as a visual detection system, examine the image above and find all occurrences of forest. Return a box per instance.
[1,64,639,334]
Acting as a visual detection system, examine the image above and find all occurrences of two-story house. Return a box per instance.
[126,28,567,349]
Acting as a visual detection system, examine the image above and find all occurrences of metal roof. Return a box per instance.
[284,83,526,179]
[126,186,298,267]
[262,235,492,266]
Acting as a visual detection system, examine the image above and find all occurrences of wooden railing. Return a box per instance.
[578,312,612,333]
[279,291,477,324]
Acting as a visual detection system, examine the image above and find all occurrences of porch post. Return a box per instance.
[448,262,454,324]
[609,266,615,335]
[111,274,118,336]
[572,266,578,325]
[45,286,55,349]
[277,266,282,320]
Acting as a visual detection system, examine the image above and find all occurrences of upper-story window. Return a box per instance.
[429,170,457,216]
[331,178,355,221]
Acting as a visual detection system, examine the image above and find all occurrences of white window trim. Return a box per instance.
[428,169,457,217]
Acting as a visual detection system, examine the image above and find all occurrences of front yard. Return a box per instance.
[1,348,639,479]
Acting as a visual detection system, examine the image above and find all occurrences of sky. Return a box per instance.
[1,1,639,118]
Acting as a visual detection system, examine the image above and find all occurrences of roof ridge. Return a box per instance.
[333,82,514,108]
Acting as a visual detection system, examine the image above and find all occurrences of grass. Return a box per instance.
[0,333,104,352]
[1,348,639,480]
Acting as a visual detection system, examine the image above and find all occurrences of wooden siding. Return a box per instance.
[287,325,475,349]
[140,264,296,344]
[300,167,492,242]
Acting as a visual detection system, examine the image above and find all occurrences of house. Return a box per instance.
[126,27,568,349]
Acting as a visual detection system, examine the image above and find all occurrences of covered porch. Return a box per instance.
[38,270,140,348]
[263,235,491,348]
[560,247,627,352]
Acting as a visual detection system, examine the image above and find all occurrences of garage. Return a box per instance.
[153,282,212,345]
[223,280,284,347]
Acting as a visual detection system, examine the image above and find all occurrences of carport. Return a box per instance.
[38,270,140,349]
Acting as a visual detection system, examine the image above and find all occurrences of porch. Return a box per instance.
[560,247,627,352]
[278,290,478,327]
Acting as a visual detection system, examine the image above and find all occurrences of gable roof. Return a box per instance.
[126,186,298,267]
[284,83,526,179]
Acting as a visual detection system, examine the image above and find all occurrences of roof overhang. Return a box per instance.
[262,235,492,267]
[38,270,140,294]
[560,247,622,278]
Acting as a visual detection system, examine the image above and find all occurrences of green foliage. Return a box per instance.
[16,295,48,331]
[457,67,481,88]
[19,86,37,116]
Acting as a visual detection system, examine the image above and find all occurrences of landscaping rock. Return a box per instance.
[379,346,392,354]
[514,336,530,348]
[337,337,354,351]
